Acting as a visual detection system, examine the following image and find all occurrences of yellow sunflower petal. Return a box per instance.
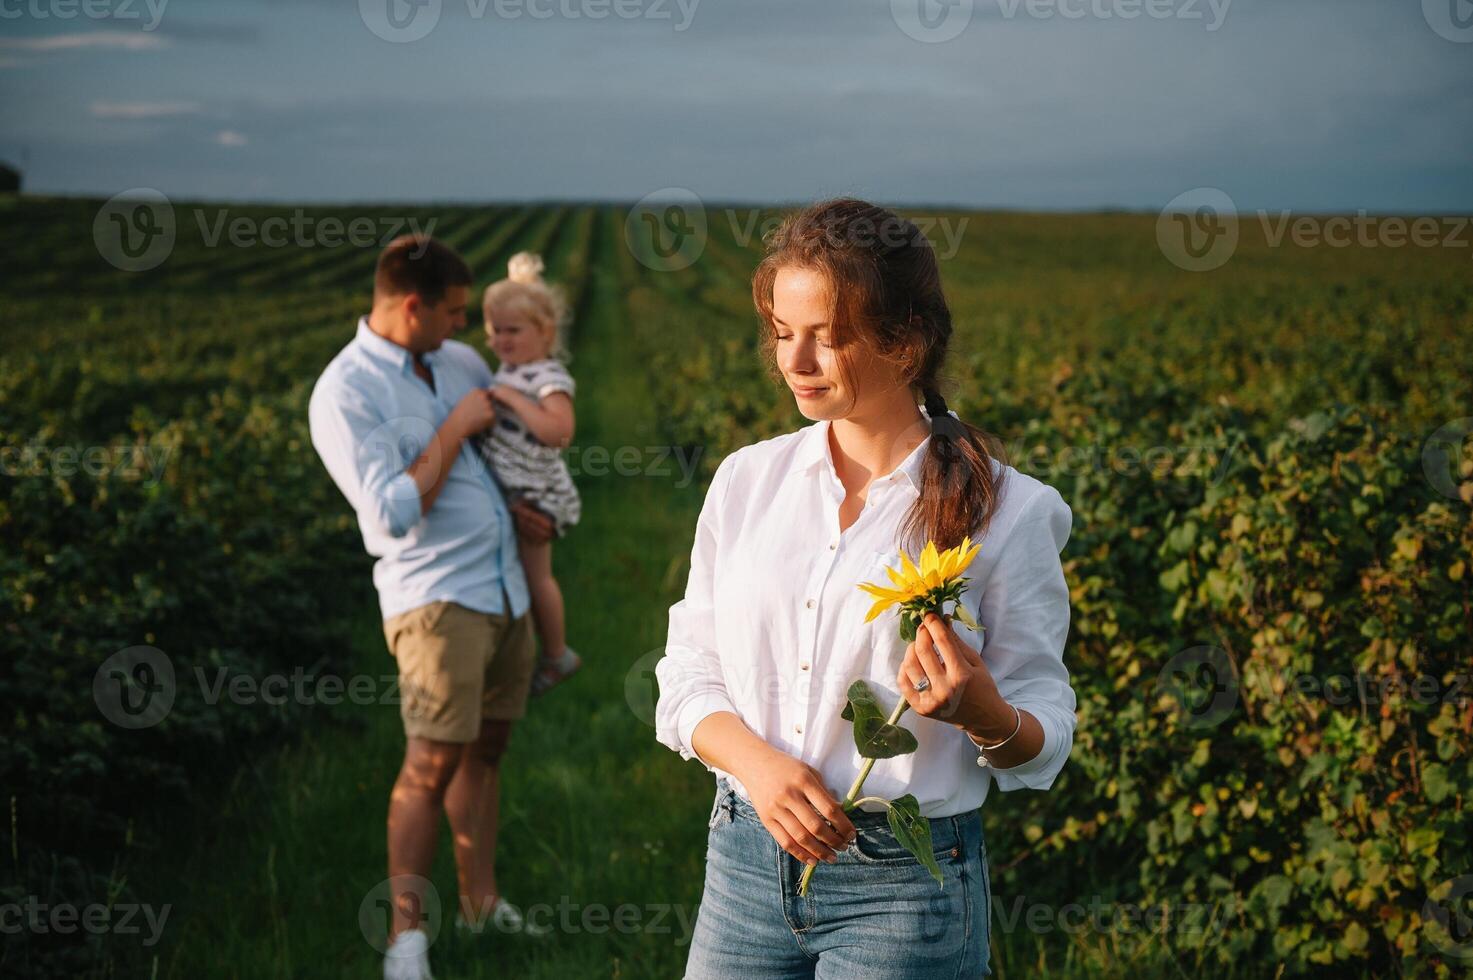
[899,549,923,588]
[885,563,909,589]
[941,539,976,579]
[857,582,907,602]
[919,540,940,579]
[864,597,895,622]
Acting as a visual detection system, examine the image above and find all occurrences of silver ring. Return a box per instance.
[914,677,931,693]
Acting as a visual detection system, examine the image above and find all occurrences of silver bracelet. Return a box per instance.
[970,703,1022,767]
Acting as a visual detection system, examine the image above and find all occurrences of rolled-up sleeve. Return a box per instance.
[308,379,423,539]
[974,485,1076,791]
[654,453,740,770]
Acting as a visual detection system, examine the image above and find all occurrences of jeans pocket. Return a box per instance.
[848,814,964,866]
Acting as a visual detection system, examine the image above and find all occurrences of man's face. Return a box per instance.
[406,285,469,352]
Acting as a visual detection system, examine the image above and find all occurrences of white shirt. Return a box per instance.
[653,413,1076,818]
[308,318,530,622]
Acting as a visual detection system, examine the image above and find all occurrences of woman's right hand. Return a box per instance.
[739,750,857,867]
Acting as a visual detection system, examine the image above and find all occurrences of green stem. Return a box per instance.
[797,699,910,896]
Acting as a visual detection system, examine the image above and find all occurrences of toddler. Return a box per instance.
[477,251,582,696]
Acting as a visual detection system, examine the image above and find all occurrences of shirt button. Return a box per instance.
[800,663,810,670]
[805,599,815,609]
[795,724,803,734]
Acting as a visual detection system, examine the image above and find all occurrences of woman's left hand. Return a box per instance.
[896,611,1006,733]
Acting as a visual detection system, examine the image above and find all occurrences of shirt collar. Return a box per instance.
[788,414,936,493]
[354,316,438,372]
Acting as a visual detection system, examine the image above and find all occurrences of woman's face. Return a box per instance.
[771,265,906,422]
[486,309,548,365]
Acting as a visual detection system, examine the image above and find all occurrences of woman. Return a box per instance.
[654,198,1076,978]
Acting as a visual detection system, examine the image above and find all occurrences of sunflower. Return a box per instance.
[858,537,982,639]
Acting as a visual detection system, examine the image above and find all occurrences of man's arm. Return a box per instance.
[408,389,497,515]
[308,380,497,535]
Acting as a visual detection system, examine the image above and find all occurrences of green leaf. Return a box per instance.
[886,794,944,888]
[1422,762,1451,804]
[899,613,919,643]
[841,680,918,759]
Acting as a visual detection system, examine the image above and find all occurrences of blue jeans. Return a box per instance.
[684,778,992,978]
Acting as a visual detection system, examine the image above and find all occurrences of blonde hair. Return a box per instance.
[482,251,571,362]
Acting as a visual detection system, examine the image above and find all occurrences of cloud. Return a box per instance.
[215,130,248,147]
[150,20,263,44]
[151,19,265,42]
[0,31,169,52]
[91,101,201,118]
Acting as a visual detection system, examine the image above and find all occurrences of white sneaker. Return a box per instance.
[383,928,434,980]
[456,897,553,936]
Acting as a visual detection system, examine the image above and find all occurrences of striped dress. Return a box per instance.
[474,358,581,538]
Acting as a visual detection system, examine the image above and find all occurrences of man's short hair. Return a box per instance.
[375,235,471,306]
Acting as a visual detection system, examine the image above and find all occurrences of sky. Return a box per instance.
[1,0,1470,210]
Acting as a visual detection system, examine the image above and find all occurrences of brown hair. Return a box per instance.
[374,235,471,307]
[751,198,1007,552]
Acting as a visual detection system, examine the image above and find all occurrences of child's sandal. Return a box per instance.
[530,647,581,697]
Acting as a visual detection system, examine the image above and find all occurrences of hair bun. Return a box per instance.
[506,251,545,285]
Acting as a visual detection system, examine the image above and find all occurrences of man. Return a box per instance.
[309,235,557,980]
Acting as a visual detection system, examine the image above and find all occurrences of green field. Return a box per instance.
[2,195,1470,978]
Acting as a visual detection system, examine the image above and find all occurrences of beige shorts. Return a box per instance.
[382,600,536,742]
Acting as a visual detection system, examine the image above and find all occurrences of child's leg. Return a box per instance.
[516,531,565,662]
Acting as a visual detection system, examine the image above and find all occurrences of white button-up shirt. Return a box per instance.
[654,414,1076,818]
[308,318,530,622]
